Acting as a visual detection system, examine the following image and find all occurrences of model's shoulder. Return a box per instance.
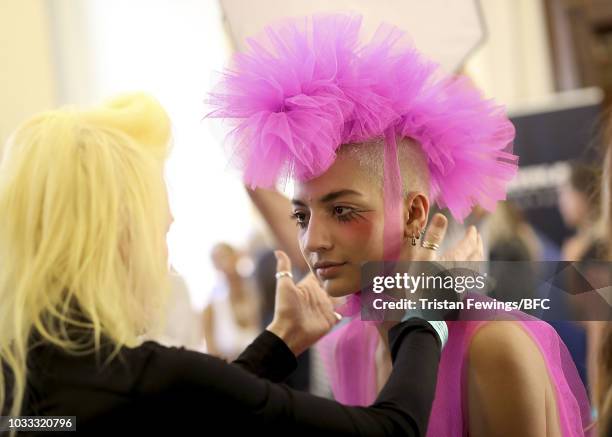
[468,321,547,377]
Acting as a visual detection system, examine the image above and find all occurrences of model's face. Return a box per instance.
[292,153,386,297]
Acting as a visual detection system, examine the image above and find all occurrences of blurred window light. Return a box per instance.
[79,0,254,309]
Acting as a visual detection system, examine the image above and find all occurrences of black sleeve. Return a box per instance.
[232,330,297,382]
[137,318,440,436]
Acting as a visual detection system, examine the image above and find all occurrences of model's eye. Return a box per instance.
[333,206,356,222]
[290,211,308,229]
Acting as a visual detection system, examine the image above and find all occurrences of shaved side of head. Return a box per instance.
[337,137,430,197]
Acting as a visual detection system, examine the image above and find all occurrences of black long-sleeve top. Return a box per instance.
[16,319,441,436]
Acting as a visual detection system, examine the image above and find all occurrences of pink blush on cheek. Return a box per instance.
[336,217,382,257]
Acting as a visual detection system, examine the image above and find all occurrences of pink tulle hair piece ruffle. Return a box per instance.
[206,13,518,221]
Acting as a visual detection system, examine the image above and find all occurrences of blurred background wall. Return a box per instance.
[0,1,57,146]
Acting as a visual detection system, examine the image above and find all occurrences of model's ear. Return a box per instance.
[402,192,430,240]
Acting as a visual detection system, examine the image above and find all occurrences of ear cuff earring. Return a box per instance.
[411,229,424,246]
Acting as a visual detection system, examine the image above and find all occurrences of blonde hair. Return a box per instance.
[0,93,172,423]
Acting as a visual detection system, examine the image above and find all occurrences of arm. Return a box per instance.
[232,329,298,382]
[586,321,607,403]
[467,321,559,437]
[246,187,308,272]
[140,319,441,436]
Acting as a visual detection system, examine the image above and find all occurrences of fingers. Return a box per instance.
[477,233,484,260]
[423,213,448,246]
[420,213,448,260]
[456,225,477,260]
[443,225,481,261]
[466,232,484,261]
[274,250,293,282]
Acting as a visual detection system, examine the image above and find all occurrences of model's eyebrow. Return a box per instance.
[291,198,307,207]
[292,189,363,207]
[320,189,363,203]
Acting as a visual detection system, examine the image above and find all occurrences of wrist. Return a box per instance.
[400,314,449,349]
[266,320,302,356]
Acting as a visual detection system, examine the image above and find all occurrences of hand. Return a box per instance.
[439,222,484,263]
[417,214,485,319]
[400,213,484,262]
[266,250,341,356]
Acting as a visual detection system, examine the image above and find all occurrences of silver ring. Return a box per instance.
[275,271,293,280]
[421,241,439,251]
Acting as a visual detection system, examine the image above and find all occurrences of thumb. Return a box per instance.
[274,250,293,277]
[422,213,448,246]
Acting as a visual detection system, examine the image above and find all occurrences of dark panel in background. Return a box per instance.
[509,100,602,247]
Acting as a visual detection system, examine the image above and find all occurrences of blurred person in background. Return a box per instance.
[487,201,542,262]
[153,268,205,351]
[485,201,541,318]
[560,161,606,262]
[203,242,260,360]
[559,161,606,402]
[559,161,610,412]
[253,247,279,328]
[595,110,612,437]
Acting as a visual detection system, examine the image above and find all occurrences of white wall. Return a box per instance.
[0,0,57,145]
[464,0,555,107]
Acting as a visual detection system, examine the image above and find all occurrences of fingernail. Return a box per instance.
[434,215,445,226]
[334,312,342,321]
[273,250,280,261]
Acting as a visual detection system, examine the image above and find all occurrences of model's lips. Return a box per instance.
[313,261,347,279]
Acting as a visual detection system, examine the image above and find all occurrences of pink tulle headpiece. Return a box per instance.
[207,14,518,221]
